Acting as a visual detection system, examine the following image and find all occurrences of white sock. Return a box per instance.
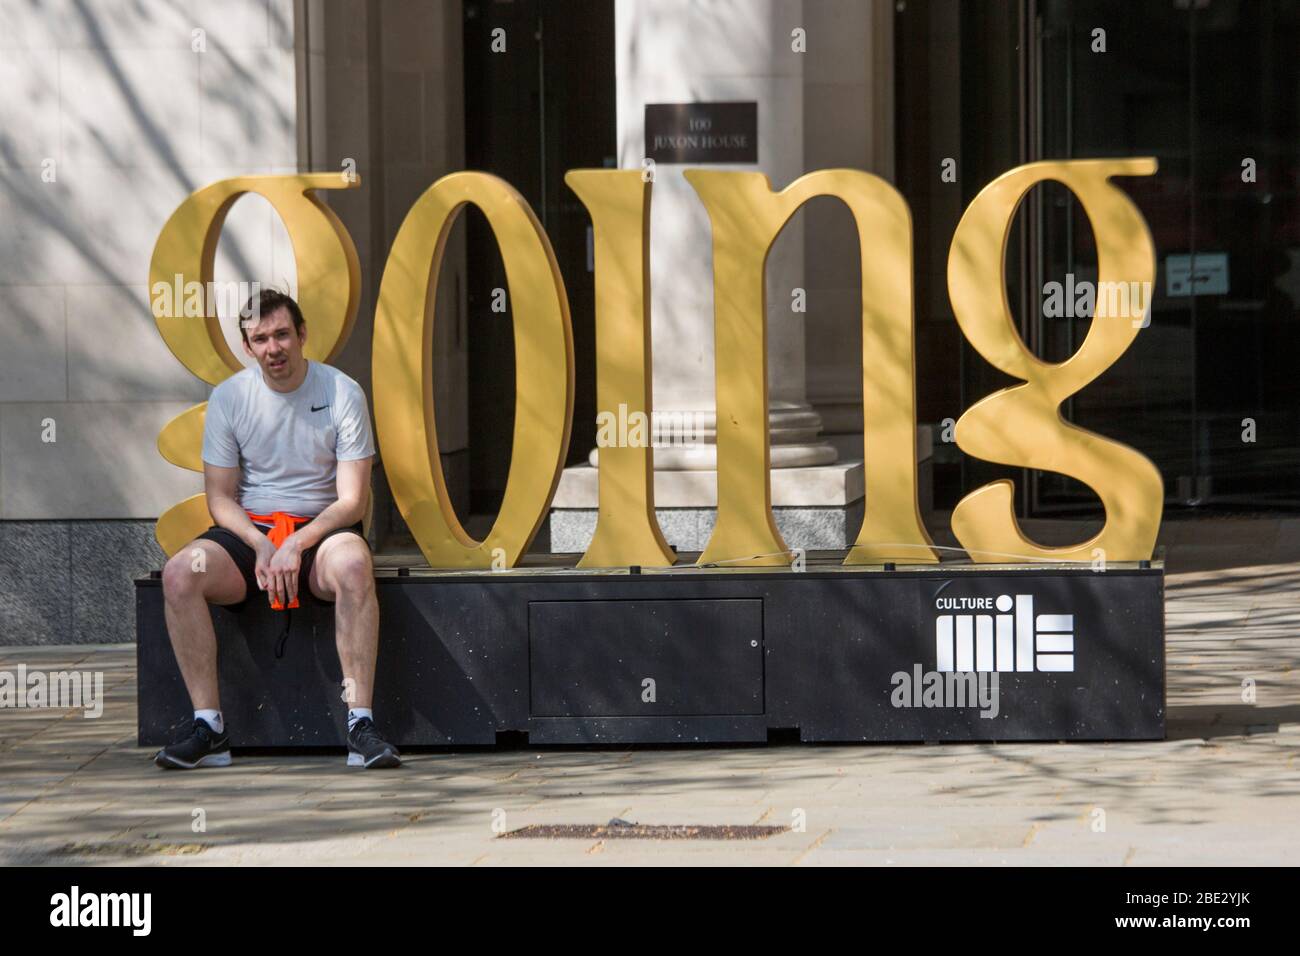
[195,709,223,733]
[347,707,373,731]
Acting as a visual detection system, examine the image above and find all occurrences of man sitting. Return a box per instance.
[155,289,399,770]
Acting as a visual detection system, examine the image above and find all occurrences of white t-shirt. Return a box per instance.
[201,360,375,517]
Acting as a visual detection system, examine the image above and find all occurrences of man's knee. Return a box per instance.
[162,546,207,601]
[327,545,374,600]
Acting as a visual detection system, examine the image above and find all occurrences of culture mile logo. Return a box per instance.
[934,593,1075,673]
[890,593,1077,719]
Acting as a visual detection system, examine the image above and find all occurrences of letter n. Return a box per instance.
[683,169,937,567]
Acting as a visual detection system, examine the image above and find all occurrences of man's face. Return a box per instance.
[241,306,306,382]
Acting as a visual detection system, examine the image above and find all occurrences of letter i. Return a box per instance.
[1015,595,1034,671]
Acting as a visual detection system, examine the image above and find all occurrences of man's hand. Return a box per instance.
[266,535,304,607]
[252,536,278,606]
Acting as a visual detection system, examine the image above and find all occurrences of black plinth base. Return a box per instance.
[136,559,1165,747]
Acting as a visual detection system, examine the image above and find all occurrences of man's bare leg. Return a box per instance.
[309,533,379,708]
[161,540,247,711]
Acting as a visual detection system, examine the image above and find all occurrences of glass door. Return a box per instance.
[462,0,616,514]
[1030,0,1300,512]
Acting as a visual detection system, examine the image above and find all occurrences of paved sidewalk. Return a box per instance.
[1,562,1297,866]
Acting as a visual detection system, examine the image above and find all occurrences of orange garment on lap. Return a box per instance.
[246,510,312,610]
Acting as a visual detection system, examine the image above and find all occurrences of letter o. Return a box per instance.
[373,171,574,568]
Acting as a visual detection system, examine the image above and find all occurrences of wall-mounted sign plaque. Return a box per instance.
[645,102,757,164]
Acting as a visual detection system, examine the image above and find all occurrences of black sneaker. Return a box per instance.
[154,718,232,769]
[347,717,401,769]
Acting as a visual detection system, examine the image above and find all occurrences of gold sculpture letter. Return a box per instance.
[150,173,361,556]
[373,172,574,568]
[566,170,675,568]
[684,169,938,567]
[947,158,1163,562]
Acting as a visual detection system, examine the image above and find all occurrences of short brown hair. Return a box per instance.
[239,288,305,344]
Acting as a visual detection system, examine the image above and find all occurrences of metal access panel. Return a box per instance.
[528,599,764,717]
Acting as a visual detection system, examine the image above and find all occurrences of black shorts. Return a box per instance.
[197,521,367,613]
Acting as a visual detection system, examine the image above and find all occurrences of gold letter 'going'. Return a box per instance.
[566,170,675,569]
[373,172,574,568]
[684,169,938,567]
[947,159,1163,562]
[150,174,361,556]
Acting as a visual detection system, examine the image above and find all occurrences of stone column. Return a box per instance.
[803,0,894,448]
[608,0,834,473]
[551,0,880,554]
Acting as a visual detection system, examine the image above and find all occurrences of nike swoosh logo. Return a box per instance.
[311,404,330,412]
